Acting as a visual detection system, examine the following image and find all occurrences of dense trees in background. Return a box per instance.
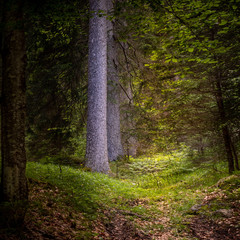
[26,0,88,159]
[121,0,240,172]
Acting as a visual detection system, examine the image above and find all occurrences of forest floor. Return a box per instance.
[0,156,240,240]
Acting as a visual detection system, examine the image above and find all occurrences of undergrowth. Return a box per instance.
[24,151,240,238]
[110,152,234,232]
[110,152,229,191]
[26,162,151,218]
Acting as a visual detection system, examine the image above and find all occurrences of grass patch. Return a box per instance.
[26,162,152,218]
[110,153,233,229]
[27,152,233,222]
[20,152,239,239]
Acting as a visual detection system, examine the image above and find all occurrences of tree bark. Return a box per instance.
[86,0,110,173]
[230,139,239,171]
[0,0,28,225]
[214,74,234,173]
[107,0,124,161]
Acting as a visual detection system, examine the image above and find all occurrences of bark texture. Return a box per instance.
[86,0,110,173]
[0,0,28,227]
[107,0,124,161]
[1,0,28,203]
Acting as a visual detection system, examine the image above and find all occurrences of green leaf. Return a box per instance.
[219,19,228,26]
[187,47,194,53]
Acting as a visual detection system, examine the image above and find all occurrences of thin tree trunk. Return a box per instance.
[214,74,234,173]
[107,0,124,161]
[85,0,109,173]
[230,139,239,170]
[0,0,28,225]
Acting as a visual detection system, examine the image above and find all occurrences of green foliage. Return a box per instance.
[38,155,84,168]
[111,151,229,191]
[217,175,240,191]
[26,162,150,217]
[26,0,88,158]
[118,0,240,166]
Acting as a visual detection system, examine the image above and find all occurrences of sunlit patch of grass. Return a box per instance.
[111,153,229,191]
[26,162,153,218]
[110,152,231,232]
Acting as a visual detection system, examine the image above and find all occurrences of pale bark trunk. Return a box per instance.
[107,0,124,161]
[86,0,109,173]
[0,0,28,225]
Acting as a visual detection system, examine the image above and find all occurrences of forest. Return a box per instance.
[0,0,240,239]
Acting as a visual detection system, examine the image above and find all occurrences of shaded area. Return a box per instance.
[190,216,240,240]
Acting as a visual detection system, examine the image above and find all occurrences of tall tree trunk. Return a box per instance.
[0,0,28,225]
[86,0,109,173]
[107,0,124,161]
[214,74,234,173]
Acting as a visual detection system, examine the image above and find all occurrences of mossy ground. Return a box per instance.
[1,152,239,239]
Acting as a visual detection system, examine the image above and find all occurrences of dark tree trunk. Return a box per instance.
[215,75,234,173]
[221,126,235,173]
[230,140,239,171]
[0,0,28,226]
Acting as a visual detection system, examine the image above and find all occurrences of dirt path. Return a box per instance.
[1,180,240,240]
